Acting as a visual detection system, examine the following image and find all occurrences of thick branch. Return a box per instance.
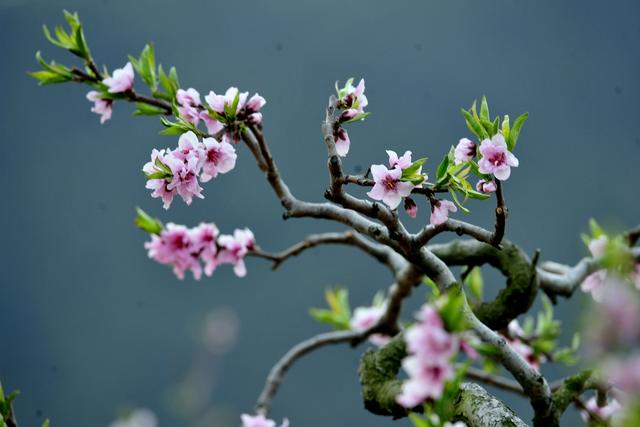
[358,334,529,426]
[454,383,529,427]
[428,239,539,329]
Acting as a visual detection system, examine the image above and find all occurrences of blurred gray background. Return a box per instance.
[1,0,639,426]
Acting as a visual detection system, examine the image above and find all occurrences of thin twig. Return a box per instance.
[465,366,525,395]
[491,180,507,246]
[248,231,398,270]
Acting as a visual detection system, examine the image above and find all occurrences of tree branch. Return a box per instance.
[254,328,373,416]
[490,180,507,246]
[248,231,402,271]
[538,247,640,298]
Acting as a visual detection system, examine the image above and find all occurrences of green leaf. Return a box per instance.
[225,90,240,119]
[507,112,528,150]
[479,95,490,122]
[423,276,440,296]
[465,267,484,300]
[449,188,470,213]
[435,153,450,181]
[465,189,491,200]
[501,115,510,140]
[41,420,50,427]
[158,65,180,99]
[461,108,489,140]
[134,208,164,235]
[309,288,352,330]
[342,111,371,124]
[437,289,467,332]
[30,51,73,85]
[133,102,165,116]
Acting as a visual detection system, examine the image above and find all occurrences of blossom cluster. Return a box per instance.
[581,234,640,301]
[367,150,461,225]
[86,61,135,123]
[580,397,621,424]
[176,86,266,137]
[334,78,368,157]
[396,305,460,408]
[504,320,545,371]
[454,133,519,182]
[349,303,391,346]
[241,414,289,427]
[144,222,254,280]
[143,131,237,209]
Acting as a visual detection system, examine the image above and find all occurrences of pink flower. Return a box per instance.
[248,112,263,125]
[588,235,608,258]
[176,88,201,107]
[340,78,368,113]
[199,111,224,135]
[507,319,524,339]
[246,93,266,112]
[191,223,219,276]
[145,223,202,280]
[86,91,112,124]
[509,339,544,371]
[241,414,289,427]
[175,89,201,125]
[404,197,418,218]
[334,128,350,157]
[605,355,640,394]
[430,199,457,226]
[386,150,413,170]
[477,134,519,181]
[475,179,497,193]
[218,228,255,277]
[580,397,621,423]
[200,134,237,182]
[367,165,415,209]
[589,281,640,353]
[581,270,607,302]
[396,356,454,406]
[415,305,444,328]
[205,87,248,115]
[350,304,391,346]
[160,132,205,206]
[405,322,458,361]
[143,148,177,209]
[454,138,476,164]
[103,62,134,93]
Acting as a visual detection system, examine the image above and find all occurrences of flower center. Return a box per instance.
[490,152,506,166]
[383,176,397,191]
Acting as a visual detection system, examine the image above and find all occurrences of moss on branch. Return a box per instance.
[429,240,538,330]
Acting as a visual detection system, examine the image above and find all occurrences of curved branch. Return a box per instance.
[414,218,495,248]
[255,329,371,416]
[538,247,640,298]
[428,239,539,329]
[358,334,529,426]
[248,231,402,270]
